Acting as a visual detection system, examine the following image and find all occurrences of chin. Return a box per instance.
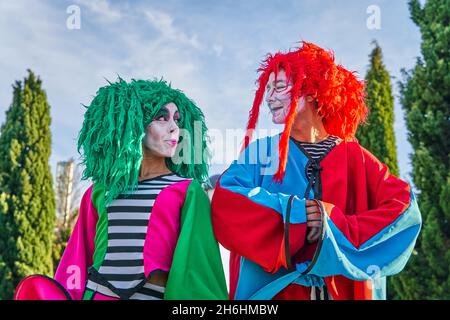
[166,150,177,158]
[272,117,286,124]
[152,149,174,159]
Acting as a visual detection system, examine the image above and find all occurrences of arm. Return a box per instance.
[211,141,308,274]
[304,148,422,280]
[54,185,98,300]
[165,180,228,300]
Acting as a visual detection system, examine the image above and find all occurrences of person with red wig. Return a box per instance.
[211,41,421,300]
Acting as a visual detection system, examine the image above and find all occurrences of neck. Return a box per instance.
[139,149,171,181]
[289,105,328,143]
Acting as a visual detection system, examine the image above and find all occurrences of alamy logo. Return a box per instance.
[66,5,81,30]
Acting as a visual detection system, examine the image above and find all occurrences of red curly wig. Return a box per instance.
[243,41,368,182]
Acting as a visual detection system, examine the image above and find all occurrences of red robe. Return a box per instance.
[211,136,421,300]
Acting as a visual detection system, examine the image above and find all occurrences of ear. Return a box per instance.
[305,95,315,103]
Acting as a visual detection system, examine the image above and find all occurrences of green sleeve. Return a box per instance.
[165,180,228,300]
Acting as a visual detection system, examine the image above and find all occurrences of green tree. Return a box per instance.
[390,0,450,299]
[356,41,399,176]
[0,70,56,299]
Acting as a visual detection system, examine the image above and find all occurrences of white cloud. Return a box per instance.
[0,0,127,178]
[143,9,202,50]
[75,0,122,22]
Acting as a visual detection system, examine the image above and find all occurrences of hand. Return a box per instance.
[306,199,322,243]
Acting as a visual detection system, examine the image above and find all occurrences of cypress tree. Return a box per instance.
[356,41,399,176]
[0,70,56,299]
[391,0,450,299]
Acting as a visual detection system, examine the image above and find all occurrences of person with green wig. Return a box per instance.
[14,78,228,300]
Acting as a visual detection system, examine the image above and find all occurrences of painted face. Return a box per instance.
[143,102,180,158]
[265,69,305,124]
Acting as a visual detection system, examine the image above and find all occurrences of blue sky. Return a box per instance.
[0,0,422,185]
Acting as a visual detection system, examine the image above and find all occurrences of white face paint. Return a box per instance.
[265,69,306,124]
[143,102,180,158]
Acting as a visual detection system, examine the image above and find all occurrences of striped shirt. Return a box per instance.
[293,135,341,180]
[86,173,189,300]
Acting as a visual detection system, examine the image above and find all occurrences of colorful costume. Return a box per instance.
[211,42,422,300]
[15,79,227,300]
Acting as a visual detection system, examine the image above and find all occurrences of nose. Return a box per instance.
[168,118,179,133]
[266,89,276,104]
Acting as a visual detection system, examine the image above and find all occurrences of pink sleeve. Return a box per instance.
[54,185,98,300]
[143,180,191,276]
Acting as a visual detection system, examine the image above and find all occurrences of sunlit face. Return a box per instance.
[143,102,180,158]
[265,69,306,124]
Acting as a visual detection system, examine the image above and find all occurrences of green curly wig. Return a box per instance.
[77,77,211,205]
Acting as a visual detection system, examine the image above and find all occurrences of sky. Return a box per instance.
[0,0,423,185]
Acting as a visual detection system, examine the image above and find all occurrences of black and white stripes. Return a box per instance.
[293,135,341,180]
[86,174,189,300]
[86,279,166,300]
[298,135,340,159]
